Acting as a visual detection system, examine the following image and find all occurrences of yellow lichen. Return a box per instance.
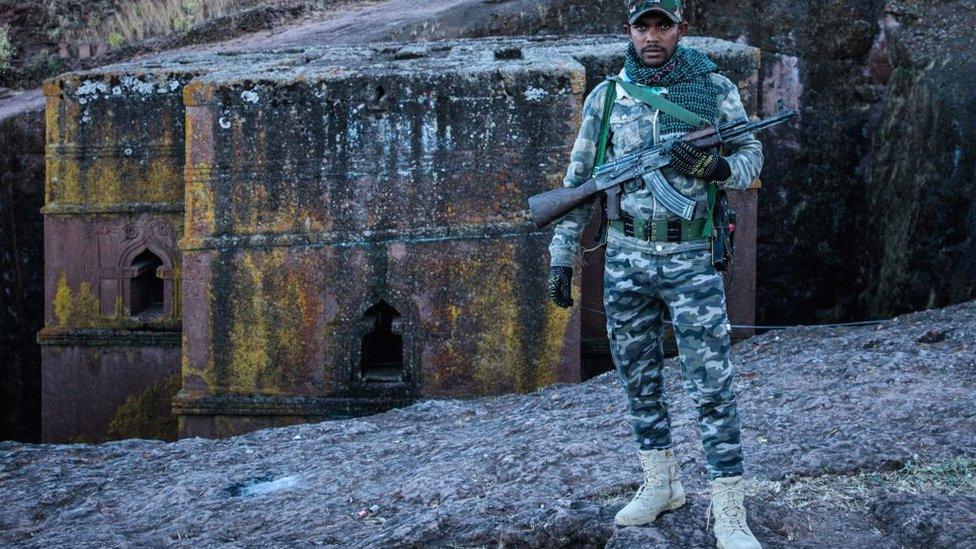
[88,156,123,205]
[464,248,529,394]
[533,293,575,387]
[228,254,270,393]
[266,261,321,389]
[47,109,182,207]
[54,272,73,327]
[185,163,215,238]
[73,281,99,327]
[143,156,182,203]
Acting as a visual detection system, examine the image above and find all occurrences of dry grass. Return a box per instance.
[91,0,239,45]
[743,456,976,512]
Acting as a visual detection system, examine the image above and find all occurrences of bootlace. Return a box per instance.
[635,451,669,499]
[704,477,750,535]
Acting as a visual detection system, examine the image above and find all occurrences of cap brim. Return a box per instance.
[628,8,681,24]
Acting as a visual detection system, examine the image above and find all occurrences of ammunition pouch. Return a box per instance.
[609,213,708,243]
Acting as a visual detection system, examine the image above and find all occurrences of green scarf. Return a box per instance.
[623,42,721,135]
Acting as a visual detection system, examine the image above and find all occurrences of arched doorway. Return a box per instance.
[360,301,403,382]
[129,249,164,317]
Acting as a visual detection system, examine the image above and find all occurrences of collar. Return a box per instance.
[615,67,669,101]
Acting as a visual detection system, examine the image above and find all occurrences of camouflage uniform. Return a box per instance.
[549,64,763,480]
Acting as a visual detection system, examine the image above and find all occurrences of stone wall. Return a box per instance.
[175,40,590,437]
[38,52,283,442]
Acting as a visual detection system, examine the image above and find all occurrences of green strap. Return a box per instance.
[593,80,617,173]
[588,81,618,248]
[701,182,717,239]
[609,76,710,128]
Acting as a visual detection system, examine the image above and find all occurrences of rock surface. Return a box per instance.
[2,299,975,547]
[860,0,976,318]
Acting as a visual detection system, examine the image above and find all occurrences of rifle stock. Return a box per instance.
[528,178,598,228]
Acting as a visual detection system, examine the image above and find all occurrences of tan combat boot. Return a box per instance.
[706,475,762,549]
[614,448,686,526]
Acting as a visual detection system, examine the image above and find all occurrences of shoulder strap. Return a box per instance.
[593,80,617,173]
[701,182,717,239]
[609,76,710,128]
[585,79,618,252]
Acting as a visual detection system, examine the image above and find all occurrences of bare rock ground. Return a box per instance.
[2,300,975,547]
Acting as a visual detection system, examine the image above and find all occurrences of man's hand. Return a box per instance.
[547,266,574,308]
[668,141,731,181]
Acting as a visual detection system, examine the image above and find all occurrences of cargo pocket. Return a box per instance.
[609,110,645,155]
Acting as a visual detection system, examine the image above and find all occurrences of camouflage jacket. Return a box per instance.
[548,65,764,268]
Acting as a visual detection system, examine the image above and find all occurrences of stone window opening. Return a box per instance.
[129,249,164,317]
[494,47,523,60]
[360,301,403,382]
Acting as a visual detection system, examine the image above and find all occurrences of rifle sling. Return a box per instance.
[608,76,710,129]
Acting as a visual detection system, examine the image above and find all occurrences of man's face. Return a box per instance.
[623,12,687,67]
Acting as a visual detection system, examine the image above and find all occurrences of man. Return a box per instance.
[546,2,764,548]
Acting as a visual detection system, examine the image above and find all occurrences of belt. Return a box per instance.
[609,213,708,243]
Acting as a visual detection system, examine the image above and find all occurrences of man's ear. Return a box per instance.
[677,21,688,38]
[622,23,631,36]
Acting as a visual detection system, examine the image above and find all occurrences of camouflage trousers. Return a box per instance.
[604,233,743,480]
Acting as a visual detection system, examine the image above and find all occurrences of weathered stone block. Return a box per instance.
[175,41,586,435]
[40,335,181,443]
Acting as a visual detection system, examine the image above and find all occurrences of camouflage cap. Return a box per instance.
[627,0,683,24]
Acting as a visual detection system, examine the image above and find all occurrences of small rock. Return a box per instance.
[917,329,950,344]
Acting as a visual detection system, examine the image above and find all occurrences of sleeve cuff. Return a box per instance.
[714,156,735,187]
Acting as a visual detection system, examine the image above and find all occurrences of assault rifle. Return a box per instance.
[527,100,797,228]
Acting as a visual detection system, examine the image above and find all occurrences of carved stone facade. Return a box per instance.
[41,36,763,441]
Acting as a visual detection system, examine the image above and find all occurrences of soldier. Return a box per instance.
[546,1,764,548]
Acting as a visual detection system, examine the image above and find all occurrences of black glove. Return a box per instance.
[668,141,732,181]
[547,266,573,308]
